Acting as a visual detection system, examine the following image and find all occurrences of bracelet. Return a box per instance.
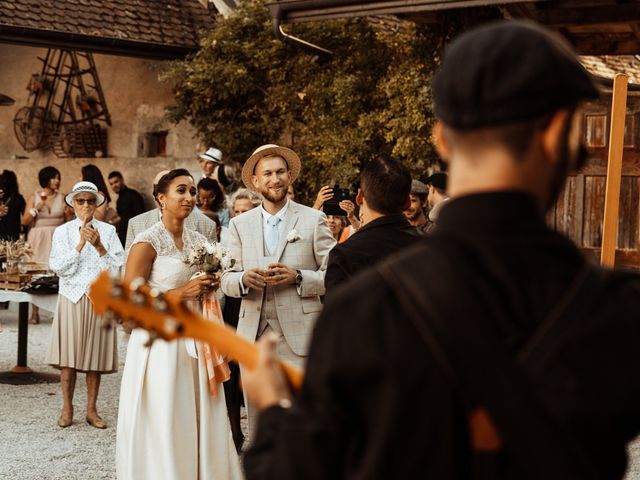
[29,207,38,217]
[278,398,292,409]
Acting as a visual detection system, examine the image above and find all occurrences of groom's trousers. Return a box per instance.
[245,286,305,440]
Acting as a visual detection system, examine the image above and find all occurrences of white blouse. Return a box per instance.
[49,218,124,303]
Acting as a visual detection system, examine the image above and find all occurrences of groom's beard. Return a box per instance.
[260,186,287,203]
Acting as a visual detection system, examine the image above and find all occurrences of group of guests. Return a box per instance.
[3,133,452,479]
[34,133,448,478]
[0,164,146,323]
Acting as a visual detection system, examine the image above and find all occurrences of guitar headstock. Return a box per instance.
[89,271,199,345]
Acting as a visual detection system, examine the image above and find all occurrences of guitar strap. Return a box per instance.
[376,241,602,479]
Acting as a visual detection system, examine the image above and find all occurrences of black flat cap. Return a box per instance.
[425,172,448,191]
[432,21,600,129]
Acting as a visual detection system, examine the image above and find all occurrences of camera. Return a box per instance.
[322,184,351,216]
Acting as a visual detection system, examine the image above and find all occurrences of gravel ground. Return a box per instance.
[0,304,639,479]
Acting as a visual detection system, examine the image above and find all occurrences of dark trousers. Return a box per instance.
[222,296,244,452]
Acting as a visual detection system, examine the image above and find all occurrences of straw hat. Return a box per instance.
[241,144,301,191]
[64,181,105,207]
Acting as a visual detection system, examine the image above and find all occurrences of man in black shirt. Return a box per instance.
[241,21,640,479]
[324,155,419,291]
[108,171,146,246]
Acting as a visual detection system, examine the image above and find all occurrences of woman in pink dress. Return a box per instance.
[21,166,69,323]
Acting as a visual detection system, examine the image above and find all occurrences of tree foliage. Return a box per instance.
[163,0,498,203]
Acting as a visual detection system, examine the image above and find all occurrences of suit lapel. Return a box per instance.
[249,207,265,257]
[274,202,300,261]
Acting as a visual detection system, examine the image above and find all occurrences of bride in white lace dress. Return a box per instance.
[116,169,242,480]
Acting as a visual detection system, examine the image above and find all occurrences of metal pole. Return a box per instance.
[600,73,629,268]
[11,302,32,373]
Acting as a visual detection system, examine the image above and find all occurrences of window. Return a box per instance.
[137,131,168,157]
[624,114,636,148]
[585,114,607,148]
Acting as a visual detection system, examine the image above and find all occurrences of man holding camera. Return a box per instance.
[221,144,335,436]
[324,155,419,292]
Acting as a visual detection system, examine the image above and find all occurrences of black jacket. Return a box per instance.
[116,186,146,245]
[324,214,419,292]
[0,194,25,241]
[244,192,640,480]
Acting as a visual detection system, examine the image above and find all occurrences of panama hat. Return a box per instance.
[199,147,223,165]
[241,144,301,191]
[64,181,105,207]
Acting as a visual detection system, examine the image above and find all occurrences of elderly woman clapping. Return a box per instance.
[45,181,124,429]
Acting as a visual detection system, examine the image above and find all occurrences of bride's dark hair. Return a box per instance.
[154,169,194,199]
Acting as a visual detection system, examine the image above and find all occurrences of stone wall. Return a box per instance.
[0,44,202,206]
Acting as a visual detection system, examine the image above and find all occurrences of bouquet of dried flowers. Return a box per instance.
[0,239,33,260]
[187,241,235,274]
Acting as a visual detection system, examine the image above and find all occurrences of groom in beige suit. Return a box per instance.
[221,144,335,432]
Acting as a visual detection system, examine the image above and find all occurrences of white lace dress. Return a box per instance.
[116,222,242,480]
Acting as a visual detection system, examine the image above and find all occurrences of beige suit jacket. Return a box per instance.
[221,201,336,356]
[124,208,216,252]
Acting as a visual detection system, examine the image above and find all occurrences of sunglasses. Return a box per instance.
[74,198,97,205]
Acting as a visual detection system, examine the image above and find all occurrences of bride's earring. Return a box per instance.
[160,202,166,209]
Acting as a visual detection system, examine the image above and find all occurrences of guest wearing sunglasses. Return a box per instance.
[45,181,124,429]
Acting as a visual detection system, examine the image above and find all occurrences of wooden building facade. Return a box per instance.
[552,83,640,269]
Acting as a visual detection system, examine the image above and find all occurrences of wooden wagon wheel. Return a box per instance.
[13,106,48,152]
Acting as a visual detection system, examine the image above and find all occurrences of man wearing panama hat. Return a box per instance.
[221,144,335,435]
[198,146,230,188]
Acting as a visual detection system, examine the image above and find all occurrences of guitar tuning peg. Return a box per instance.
[143,330,159,348]
[129,277,146,292]
[153,295,169,313]
[148,287,161,298]
[110,285,124,298]
[163,316,182,335]
[130,291,146,306]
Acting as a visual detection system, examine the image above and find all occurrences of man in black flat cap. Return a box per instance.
[241,21,640,480]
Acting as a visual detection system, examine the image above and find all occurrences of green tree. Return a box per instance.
[163,0,498,203]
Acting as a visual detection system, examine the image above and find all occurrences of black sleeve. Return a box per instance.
[132,190,146,216]
[16,195,26,215]
[217,165,230,187]
[324,246,349,293]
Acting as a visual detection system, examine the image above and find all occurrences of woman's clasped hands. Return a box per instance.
[180,273,220,299]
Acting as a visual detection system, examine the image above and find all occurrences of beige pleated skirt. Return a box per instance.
[45,294,118,374]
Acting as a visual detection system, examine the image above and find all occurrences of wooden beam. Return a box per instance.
[534,5,640,27]
[277,0,543,23]
[601,74,629,268]
[569,34,640,55]
[582,247,640,271]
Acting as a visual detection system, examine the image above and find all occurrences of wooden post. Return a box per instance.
[600,74,629,268]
